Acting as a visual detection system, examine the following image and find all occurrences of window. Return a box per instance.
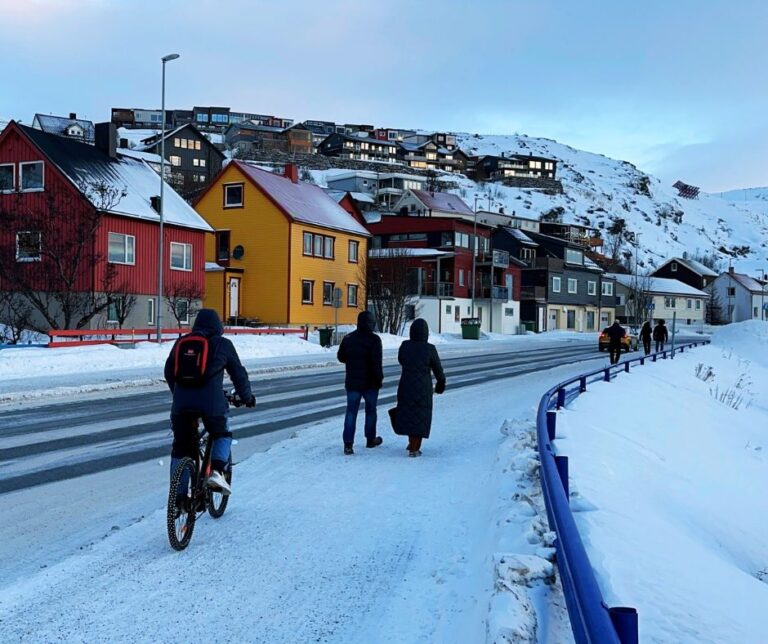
[565,248,583,265]
[587,280,597,295]
[301,280,314,304]
[199,159,206,167]
[16,231,41,261]
[455,307,460,322]
[224,183,244,207]
[602,282,614,296]
[347,284,358,307]
[180,139,188,149]
[324,237,335,259]
[566,310,576,329]
[108,232,135,264]
[170,242,192,271]
[586,311,596,330]
[567,278,577,294]
[303,232,313,256]
[552,276,561,293]
[215,230,230,262]
[726,287,736,296]
[314,234,323,256]
[147,298,155,325]
[20,161,44,191]
[195,141,201,151]
[459,269,465,287]
[671,262,678,272]
[174,137,181,147]
[696,300,702,310]
[107,299,119,324]
[664,297,676,308]
[169,155,181,167]
[687,299,692,309]
[348,240,359,263]
[504,307,515,317]
[521,248,534,262]
[193,158,199,166]
[196,113,209,123]
[176,300,190,324]
[446,305,452,314]
[323,282,335,305]
[0,163,15,192]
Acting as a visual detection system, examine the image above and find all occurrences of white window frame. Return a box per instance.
[20,161,44,192]
[176,300,190,324]
[602,282,614,296]
[0,163,14,193]
[169,155,182,167]
[671,261,678,272]
[169,241,193,271]
[148,298,155,325]
[347,284,358,307]
[348,240,359,263]
[587,280,597,295]
[324,236,335,259]
[459,269,465,287]
[223,183,244,208]
[552,276,561,293]
[696,299,702,310]
[567,278,578,294]
[16,231,42,262]
[108,232,135,265]
[303,232,313,256]
[301,279,314,304]
[107,299,120,324]
[323,281,335,306]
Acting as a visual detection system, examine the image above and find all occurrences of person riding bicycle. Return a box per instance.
[164,308,254,496]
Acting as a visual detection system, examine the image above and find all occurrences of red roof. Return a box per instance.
[410,189,473,216]
[232,162,370,236]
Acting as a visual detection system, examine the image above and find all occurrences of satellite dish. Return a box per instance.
[232,245,244,260]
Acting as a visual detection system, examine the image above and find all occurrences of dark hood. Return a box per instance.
[357,310,376,333]
[409,318,429,342]
[192,308,224,337]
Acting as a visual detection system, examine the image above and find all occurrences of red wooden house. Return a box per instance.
[0,121,212,331]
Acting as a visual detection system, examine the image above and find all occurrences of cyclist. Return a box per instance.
[164,308,255,496]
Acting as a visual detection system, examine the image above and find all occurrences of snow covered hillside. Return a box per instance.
[449,133,768,274]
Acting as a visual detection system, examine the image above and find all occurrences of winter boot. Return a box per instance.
[207,470,232,495]
[344,443,354,455]
[366,436,383,448]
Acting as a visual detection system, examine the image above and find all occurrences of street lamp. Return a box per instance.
[157,53,180,342]
[472,196,479,316]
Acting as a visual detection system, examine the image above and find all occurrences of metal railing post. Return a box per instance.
[547,410,557,441]
[609,606,639,644]
[555,455,569,498]
[556,388,566,409]
[579,376,587,392]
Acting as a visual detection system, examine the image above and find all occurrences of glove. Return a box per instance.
[434,380,446,395]
[245,395,256,408]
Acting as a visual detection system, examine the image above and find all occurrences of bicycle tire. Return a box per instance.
[207,456,232,519]
[167,458,197,551]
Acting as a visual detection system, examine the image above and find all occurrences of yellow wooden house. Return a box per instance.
[195,162,370,326]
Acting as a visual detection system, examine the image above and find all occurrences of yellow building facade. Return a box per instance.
[195,162,370,326]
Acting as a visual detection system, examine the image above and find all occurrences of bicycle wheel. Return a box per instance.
[207,456,232,519]
[167,458,198,551]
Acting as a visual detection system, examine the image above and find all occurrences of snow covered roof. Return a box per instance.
[33,114,95,142]
[410,190,473,216]
[363,211,383,224]
[117,148,162,164]
[607,273,708,297]
[234,162,370,237]
[205,262,225,271]
[501,227,539,246]
[659,257,718,277]
[727,272,765,293]
[19,124,212,232]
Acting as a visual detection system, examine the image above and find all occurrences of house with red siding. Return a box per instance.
[0,121,212,331]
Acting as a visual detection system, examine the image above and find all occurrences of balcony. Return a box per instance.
[475,249,510,268]
[418,281,454,297]
[474,286,510,301]
[520,286,546,301]
[534,257,564,271]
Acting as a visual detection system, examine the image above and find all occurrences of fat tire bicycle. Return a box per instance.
[167,391,244,551]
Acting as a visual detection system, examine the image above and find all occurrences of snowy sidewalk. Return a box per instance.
[0,363,590,643]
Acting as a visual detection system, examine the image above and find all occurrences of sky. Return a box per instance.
[2,0,767,193]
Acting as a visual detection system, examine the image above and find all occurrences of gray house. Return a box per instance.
[32,113,95,145]
[709,269,767,322]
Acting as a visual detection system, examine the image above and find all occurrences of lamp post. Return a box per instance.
[633,232,641,325]
[472,196,479,317]
[157,53,180,342]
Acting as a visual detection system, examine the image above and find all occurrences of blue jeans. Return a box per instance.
[343,389,378,444]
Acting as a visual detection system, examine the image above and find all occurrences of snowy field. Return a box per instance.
[557,321,768,642]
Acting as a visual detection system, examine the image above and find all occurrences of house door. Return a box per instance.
[229,278,240,319]
[548,309,560,330]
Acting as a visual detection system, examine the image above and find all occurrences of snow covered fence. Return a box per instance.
[536,339,710,644]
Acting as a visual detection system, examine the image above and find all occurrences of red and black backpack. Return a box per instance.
[173,333,210,388]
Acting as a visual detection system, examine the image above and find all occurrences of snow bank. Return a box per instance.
[557,321,768,642]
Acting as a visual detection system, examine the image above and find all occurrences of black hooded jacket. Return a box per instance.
[337,311,383,391]
[653,321,669,342]
[164,309,253,416]
[395,319,446,439]
[605,321,626,348]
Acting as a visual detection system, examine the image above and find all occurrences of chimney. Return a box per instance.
[284,163,299,183]
[69,112,77,120]
[119,138,129,149]
[150,195,161,213]
[682,251,688,259]
[95,122,117,158]
[728,266,735,274]
[499,206,505,214]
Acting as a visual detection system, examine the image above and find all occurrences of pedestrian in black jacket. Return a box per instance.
[639,321,652,355]
[394,318,446,457]
[337,311,384,455]
[653,319,669,352]
[605,320,626,365]
[164,308,254,495]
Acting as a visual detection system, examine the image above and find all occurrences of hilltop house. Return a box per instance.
[32,113,96,145]
[473,153,557,182]
[326,170,426,211]
[708,269,767,322]
[318,133,398,164]
[607,274,708,327]
[394,190,474,219]
[0,121,212,330]
[194,162,370,326]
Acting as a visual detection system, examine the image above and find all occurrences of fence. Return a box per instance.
[47,326,308,348]
[536,339,710,644]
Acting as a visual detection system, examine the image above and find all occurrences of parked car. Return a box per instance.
[598,325,638,353]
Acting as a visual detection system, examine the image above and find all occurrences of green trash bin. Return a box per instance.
[460,317,481,340]
[318,327,333,347]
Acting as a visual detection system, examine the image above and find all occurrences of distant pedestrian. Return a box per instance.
[337,311,384,455]
[605,319,626,365]
[639,321,652,355]
[653,319,668,353]
[394,319,446,457]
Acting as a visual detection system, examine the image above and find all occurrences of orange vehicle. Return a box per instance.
[598,326,638,353]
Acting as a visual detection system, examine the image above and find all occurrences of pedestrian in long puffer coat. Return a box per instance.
[395,318,446,457]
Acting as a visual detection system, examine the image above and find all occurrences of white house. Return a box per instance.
[607,274,709,326]
[709,269,768,322]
